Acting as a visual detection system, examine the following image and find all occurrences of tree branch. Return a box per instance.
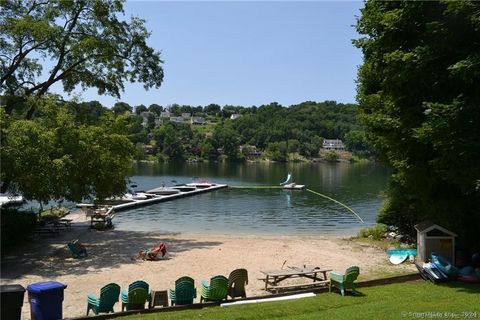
[44,3,85,90]
[0,40,49,85]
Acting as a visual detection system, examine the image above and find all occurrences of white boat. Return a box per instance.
[123,192,157,201]
[186,182,215,189]
[282,183,306,190]
[146,187,181,195]
[0,194,24,207]
[172,185,196,192]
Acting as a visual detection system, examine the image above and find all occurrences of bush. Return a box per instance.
[1,208,37,253]
[358,223,388,240]
[324,150,339,162]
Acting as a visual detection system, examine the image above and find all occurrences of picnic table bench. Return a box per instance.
[34,224,60,236]
[260,266,332,292]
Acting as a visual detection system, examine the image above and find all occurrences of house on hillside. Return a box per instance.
[139,111,154,127]
[170,116,185,124]
[160,111,171,118]
[322,139,345,151]
[192,117,206,125]
[143,145,155,155]
[240,145,262,157]
[230,114,241,120]
[181,113,191,118]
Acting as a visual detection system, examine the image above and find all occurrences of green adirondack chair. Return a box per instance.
[86,283,120,315]
[121,280,150,311]
[329,266,360,296]
[200,275,228,302]
[169,276,196,305]
[228,268,249,299]
[67,241,87,258]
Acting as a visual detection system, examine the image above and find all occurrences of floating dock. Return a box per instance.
[77,184,228,212]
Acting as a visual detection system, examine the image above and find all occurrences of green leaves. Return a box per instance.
[1,97,134,203]
[1,0,163,111]
[356,1,480,248]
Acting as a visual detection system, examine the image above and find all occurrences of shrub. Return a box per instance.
[1,208,37,253]
[358,223,388,240]
[324,150,339,162]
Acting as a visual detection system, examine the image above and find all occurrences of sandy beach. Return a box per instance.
[1,211,416,319]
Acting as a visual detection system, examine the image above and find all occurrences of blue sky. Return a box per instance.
[64,1,364,108]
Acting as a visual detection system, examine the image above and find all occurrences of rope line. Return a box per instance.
[228,185,363,224]
[306,188,364,223]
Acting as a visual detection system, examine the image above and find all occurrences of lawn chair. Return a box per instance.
[67,240,87,258]
[329,266,360,296]
[200,275,228,302]
[228,268,248,299]
[169,276,196,305]
[86,283,120,315]
[121,280,150,311]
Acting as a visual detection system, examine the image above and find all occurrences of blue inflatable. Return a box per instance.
[386,248,417,257]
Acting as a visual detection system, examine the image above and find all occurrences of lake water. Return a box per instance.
[113,161,390,236]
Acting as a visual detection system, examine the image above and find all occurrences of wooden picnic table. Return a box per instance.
[260,266,332,292]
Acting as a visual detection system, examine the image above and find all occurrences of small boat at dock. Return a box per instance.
[172,185,197,192]
[146,187,181,195]
[186,182,215,189]
[0,194,25,207]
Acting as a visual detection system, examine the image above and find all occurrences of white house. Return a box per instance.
[192,117,206,125]
[322,139,345,150]
[170,116,185,123]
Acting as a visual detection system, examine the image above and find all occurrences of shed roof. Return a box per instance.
[414,221,457,237]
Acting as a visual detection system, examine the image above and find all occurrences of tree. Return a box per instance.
[152,123,184,160]
[212,124,240,161]
[0,0,163,198]
[134,104,147,115]
[200,139,215,159]
[112,102,132,115]
[355,1,480,248]
[148,103,163,116]
[204,103,221,116]
[1,0,164,118]
[344,129,370,153]
[69,100,106,125]
[0,97,134,204]
[267,141,287,162]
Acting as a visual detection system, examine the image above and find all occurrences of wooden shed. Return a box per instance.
[415,221,457,264]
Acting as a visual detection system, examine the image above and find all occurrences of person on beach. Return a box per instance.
[135,242,167,261]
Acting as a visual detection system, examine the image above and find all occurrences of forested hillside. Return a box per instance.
[66,100,370,162]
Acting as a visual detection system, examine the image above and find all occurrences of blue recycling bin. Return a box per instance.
[26,281,67,320]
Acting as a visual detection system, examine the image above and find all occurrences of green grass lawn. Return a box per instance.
[121,281,479,320]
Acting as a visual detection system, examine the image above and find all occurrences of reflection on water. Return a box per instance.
[113,162,390,236]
